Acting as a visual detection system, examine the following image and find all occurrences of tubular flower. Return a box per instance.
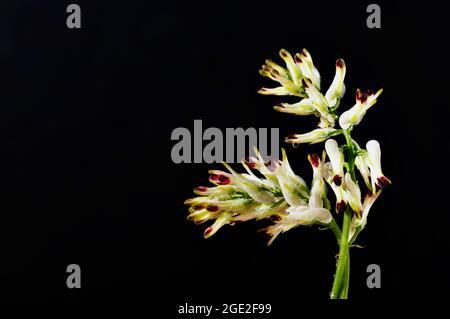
[302,78,335,127]
[365,140,391,191]
[273,100,316,116]
[348,191,381,242]
[325,59,346,108]
[294,49,321,89]
[339,89,383,130]
[325,139,344,186]
[285,127,340,145]
[264,153,331,245]
[185,149,333,242]
[322,162,347,213]
[263,205,332,246]
[343,173,362,217]
[308,153,325,209]
[275,149,309,207]
[352,139,372,190]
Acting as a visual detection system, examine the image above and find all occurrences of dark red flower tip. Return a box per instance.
[207,205,219,212]
[244,157,256,169]
[264,160,272,168]
[275,103,285,108]
[259,87,267,91]
[269,215,282,222]
[377,176,391,188]
[301,49,308,57]
[280,50,288,58]
[195,186,208,193]
[285,134,298,140]
[271,69,280,76]
[210,174,231,185]
[336,201,347,214]
[301,79,309,87]
[366,89,374,95]
[356,91,368,103]
[309,154,320,168]
[332,175,342,186]
[193,204,204,210]
[294,54,302,64]
[204,227,213,237]
[336,59,344,68]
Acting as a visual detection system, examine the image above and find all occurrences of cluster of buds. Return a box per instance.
[259,48,383,146]
[184,48,390,254]
[185,149,332,244]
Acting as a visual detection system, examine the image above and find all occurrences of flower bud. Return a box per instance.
[339,89,383,130]
[366,140,391,191]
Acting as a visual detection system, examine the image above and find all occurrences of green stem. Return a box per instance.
[330,129,356,299]
[339,250,350,298]
[328,218,342,242]
[330,207,351,299]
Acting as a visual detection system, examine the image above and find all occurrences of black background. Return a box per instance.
[0,0,449,304]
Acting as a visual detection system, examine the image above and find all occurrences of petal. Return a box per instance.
[348,190,381,242]
[285,128,339,145]
[274,100,316,116]
[325,139,344,179]
[258,86,292,96]
[203,212,232,238]
[338,89,383,130]
[276,150,308,206]
[344,173,362,217]
[279,49,302,85]
[294,49,321,89]
[366,140,391,191]
[325,59,346,107]
[286,206,333,225]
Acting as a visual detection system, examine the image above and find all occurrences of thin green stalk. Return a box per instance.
[330,207,351,299]
[339,250,350,298]
[328,218,342,242]
[330,129,356,299]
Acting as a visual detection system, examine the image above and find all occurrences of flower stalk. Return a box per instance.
[330,129,356,299]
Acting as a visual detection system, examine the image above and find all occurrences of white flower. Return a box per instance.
[275,149,309,206]
[279,49,302,86]
[222,162,275,203]
[349,191,381,242]
[258,86,291,96]
[273,100,316,116]
[258,49,306,97]
[285,127,340,145]
[322,162,347,213]
[264,205,332,245]
[294,49,321,90]
[325,139,344,186]
[308,153,325,209]
[366,140,391,191]
[339,89,383,130]
[246,147,281,189]
[343,173,362,217]
[302,78,335,127]
[325,59,346,108]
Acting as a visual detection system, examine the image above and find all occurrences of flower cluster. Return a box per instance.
[185,48,390,245]
[183,47,391,299]
[185,149,332,245]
